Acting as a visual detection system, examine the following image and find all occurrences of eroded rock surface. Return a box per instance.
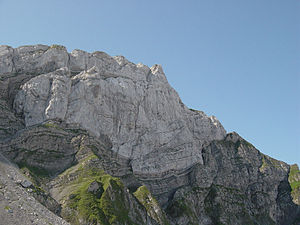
[0,152,69,225]
[11,46,226,178]
[0,44,299,225]
[167,132,299,225]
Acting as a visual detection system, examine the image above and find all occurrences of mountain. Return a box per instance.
[0,44,299,225]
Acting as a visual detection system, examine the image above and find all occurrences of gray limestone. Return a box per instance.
[0,152,69,225]
[0,44,299,225]
[11,45,226,177]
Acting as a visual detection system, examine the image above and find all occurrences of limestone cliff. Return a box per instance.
[0,44,299,225]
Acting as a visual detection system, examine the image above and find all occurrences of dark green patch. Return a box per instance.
[18,161,50,179]
[63,167,138,225]
[288,164,300,204]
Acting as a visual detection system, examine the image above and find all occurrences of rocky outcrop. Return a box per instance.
[0,44,299,225]
[8,44,226,204]
[12,56,226,175]
[0,152,69,225]
[167,132,299,225]
[51,145,159,225]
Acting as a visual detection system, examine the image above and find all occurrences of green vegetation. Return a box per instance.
[4,205,11,210]
[42,122,62,130]
[41,122,88,135]
[289,164,300,181]
[18,161,50,179]
[134,185,169,225]
[290,180,300,191]
[63,166,138,225]
[18,163,48,193]
[260,155,282,172]
[50,44,66,51]
[66,173,109,224]
[133,185,156,210]
[288,164,300,204]
[189,108,204,114]
[260,155,268,171]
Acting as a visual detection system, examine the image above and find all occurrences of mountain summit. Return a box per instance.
[0,44,299,225]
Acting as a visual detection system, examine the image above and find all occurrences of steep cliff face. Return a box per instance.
[0,44,299,225]
[167,133,299,225]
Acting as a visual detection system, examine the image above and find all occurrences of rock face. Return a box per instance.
[12,51,226,175]
[0,152,69,225]
[10,44,226,203]
[167,133,299,225]
[0,44,299,225]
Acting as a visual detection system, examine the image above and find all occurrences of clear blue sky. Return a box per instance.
[0,0,299,166]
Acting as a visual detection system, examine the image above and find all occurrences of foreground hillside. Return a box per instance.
[0,44,299,224]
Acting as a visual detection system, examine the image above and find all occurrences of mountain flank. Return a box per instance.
[0,44,299,225]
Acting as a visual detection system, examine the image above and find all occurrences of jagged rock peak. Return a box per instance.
[1,44,155,78]
[3,44,226,176]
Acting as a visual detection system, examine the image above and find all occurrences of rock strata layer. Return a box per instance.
[11,49,226,175]
[0,44,299,225]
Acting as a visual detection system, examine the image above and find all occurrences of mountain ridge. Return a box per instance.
[0,44,299,225]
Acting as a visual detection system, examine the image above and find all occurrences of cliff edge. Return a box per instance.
[0,44,299,225]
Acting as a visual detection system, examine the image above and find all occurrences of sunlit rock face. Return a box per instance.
[1,45,299,225]
[11,45,226,177]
